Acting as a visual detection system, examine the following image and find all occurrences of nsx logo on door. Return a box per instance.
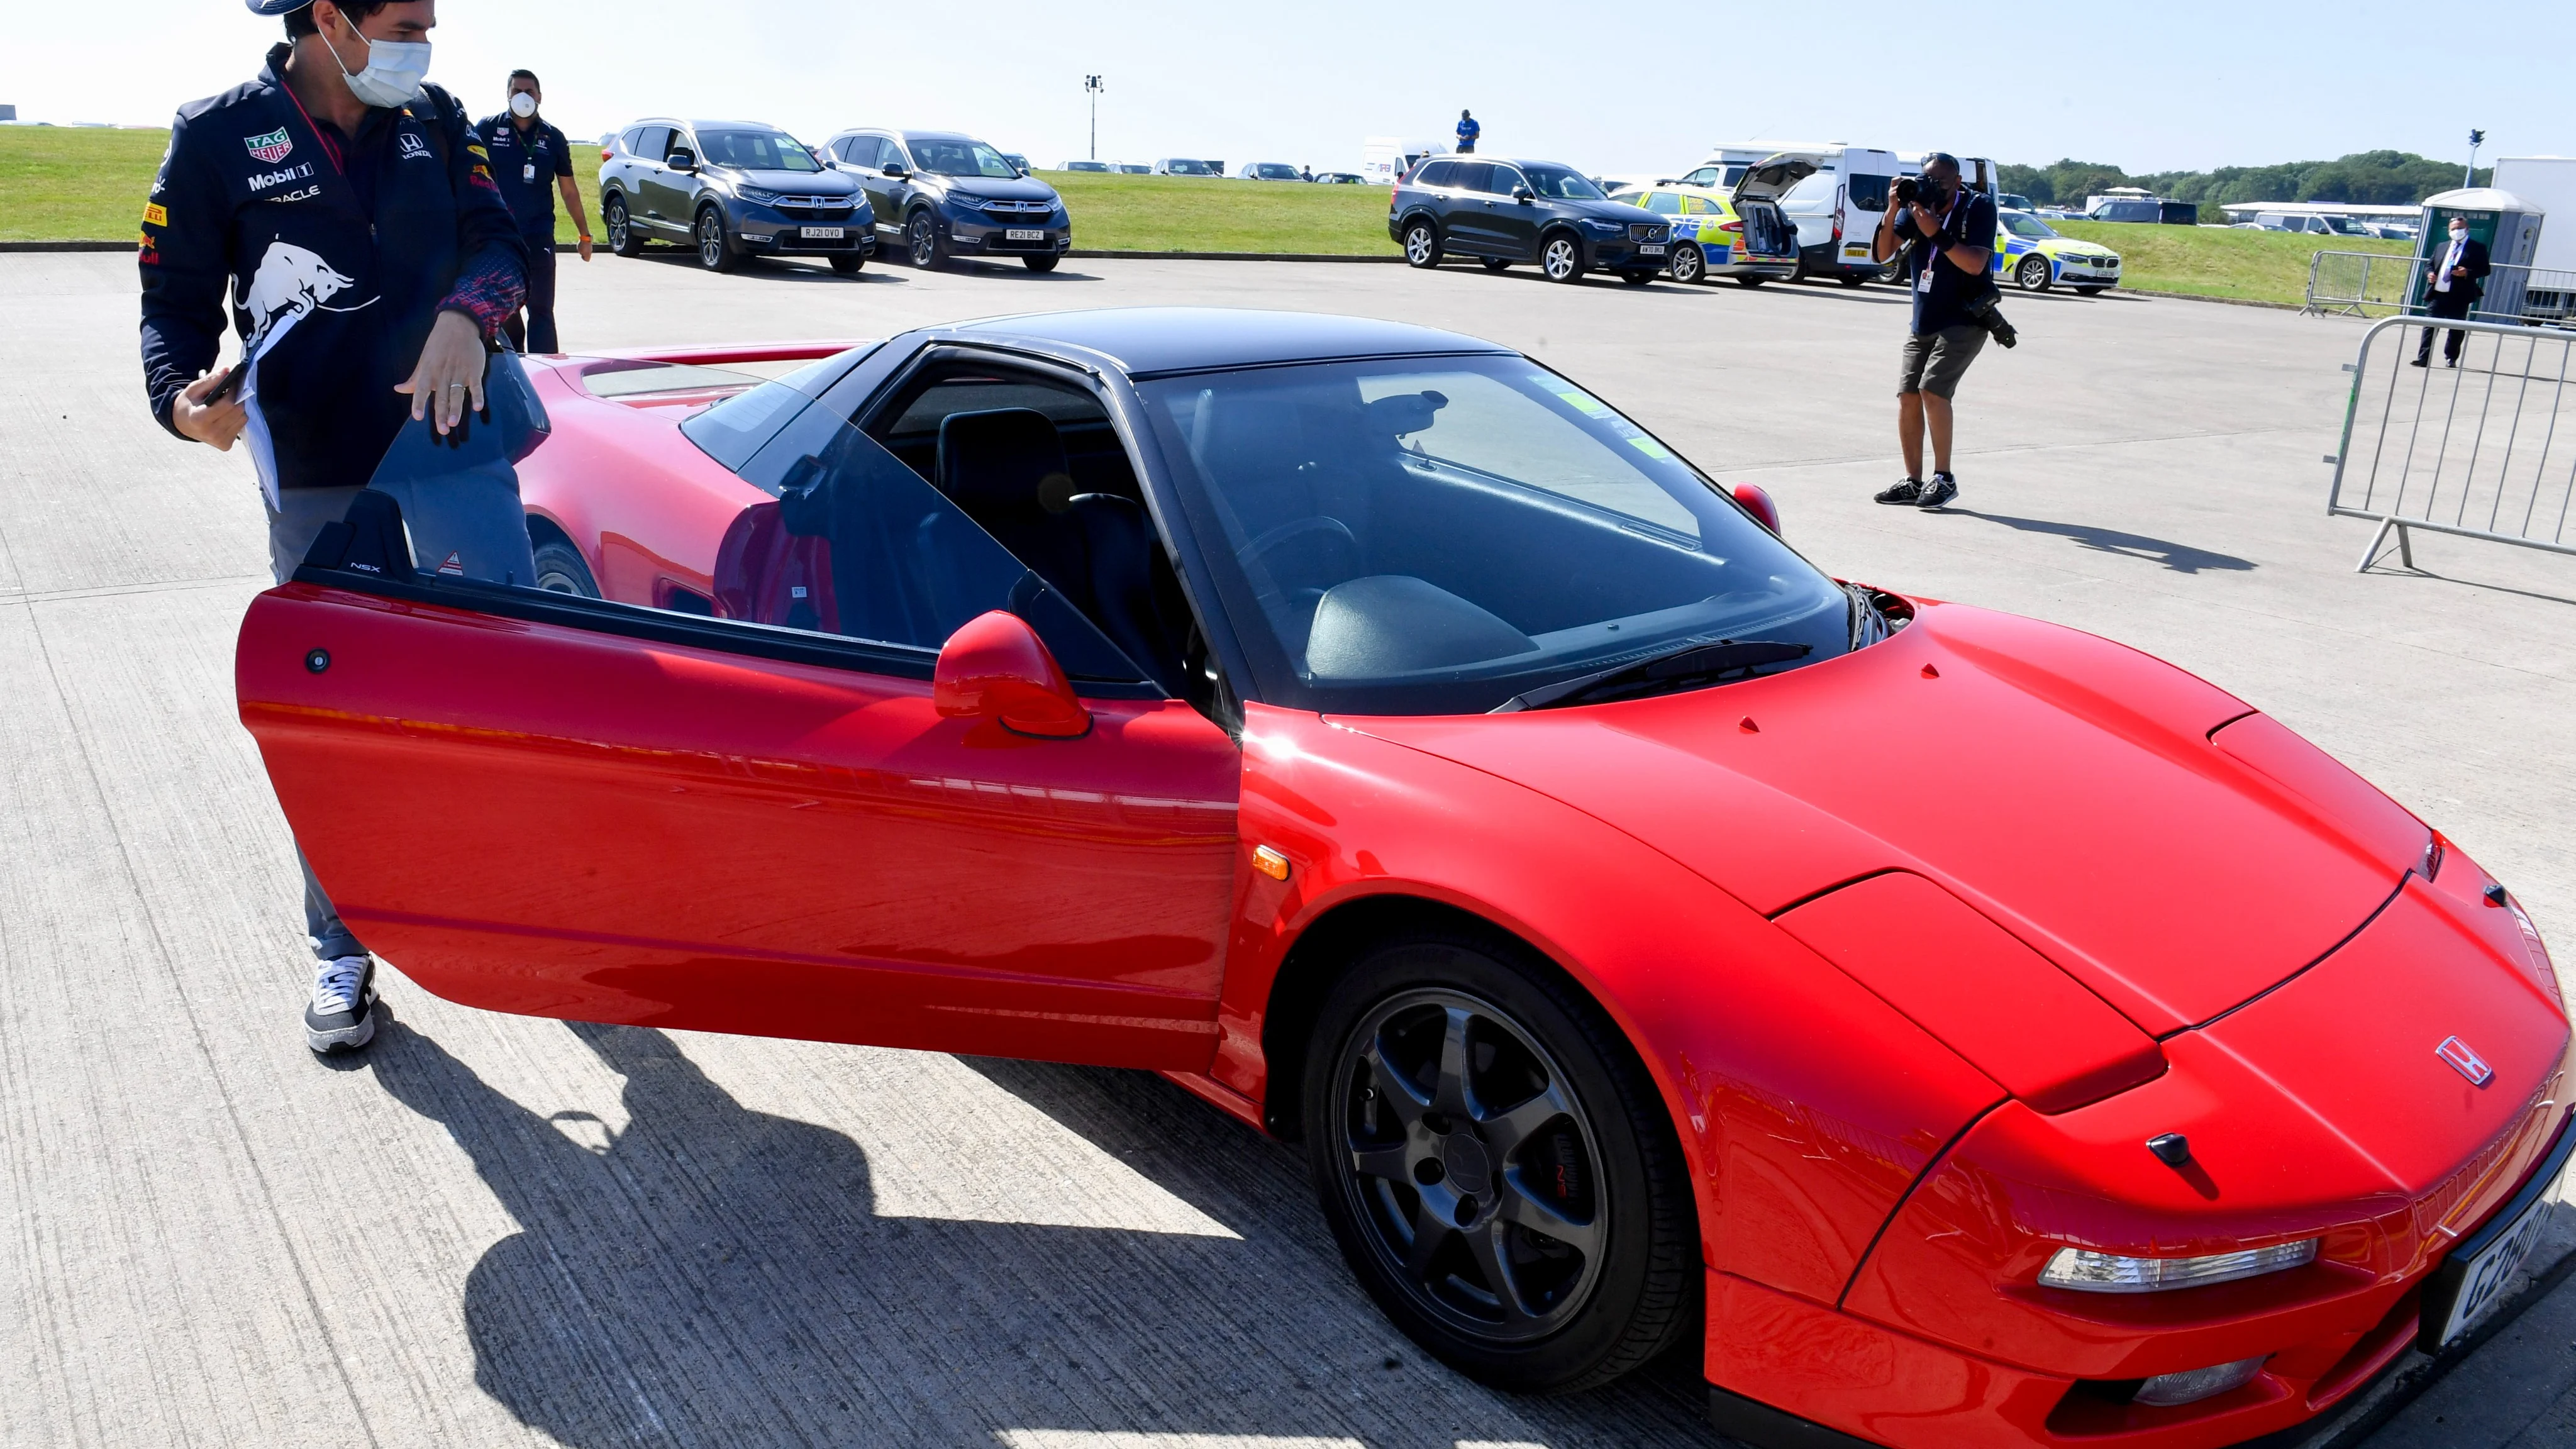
[2436,1036,2494,1086]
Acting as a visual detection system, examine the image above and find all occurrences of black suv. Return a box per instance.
[822,129,1071,272]
[1390,158,1669,284]
[600,118,870,273]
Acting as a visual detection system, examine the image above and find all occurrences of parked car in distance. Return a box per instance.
[1240,162,1306,180]
[1060,160,1111,173]
[2084,196,2196,225]
[1314,171,1367,185]
[1392,156,1671,284]
[1155,158,1221,176]
[1607,184,1795,287]
[823,128,1071,272]
[1994,209,2121,294]
[1997,191,2036,212]
[599,117,871,274]
[1113,162,1153,175]
[1001,152,1030,172]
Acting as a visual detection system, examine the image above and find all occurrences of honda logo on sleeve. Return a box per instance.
[2435,1036,2494,1086]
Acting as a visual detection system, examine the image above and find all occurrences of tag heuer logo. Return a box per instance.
[245,128,294,164]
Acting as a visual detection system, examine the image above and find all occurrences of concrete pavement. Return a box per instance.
[3,245,2572,1448]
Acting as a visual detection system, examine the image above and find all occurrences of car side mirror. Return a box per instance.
[881,164,909,180]
[1731,484,1782,537]
[1512,187,1535,203]
[665,148,697,173]
[934,611,1091,739]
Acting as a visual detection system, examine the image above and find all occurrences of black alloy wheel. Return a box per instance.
[1403,220,1443,268]
[2014,254,2053,291]
[1304,933,1696,1392]
[1540,233,1584,283]
[1480,257,1513,273]
[907,211,947,268]
[604,194,641,257]
[694,206,738,272]
[1024,254,1060,273]
[530,537,601,597]
[1668,242,1705,285]
[829,252,863,275]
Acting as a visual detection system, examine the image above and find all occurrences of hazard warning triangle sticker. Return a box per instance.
[436,552,465,575]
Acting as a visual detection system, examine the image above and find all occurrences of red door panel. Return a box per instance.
[238,584,1241,1069]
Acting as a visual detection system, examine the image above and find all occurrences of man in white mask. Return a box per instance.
[2414,217,2489,369]
[479,69,592,353]
[140,0,530,1055]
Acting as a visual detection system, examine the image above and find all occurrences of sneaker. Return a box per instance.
[1916,473,1959,509]
[306,955,377,1054]
[1874,477,1924,504]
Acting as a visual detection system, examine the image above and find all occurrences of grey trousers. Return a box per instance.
[263,477,535,963]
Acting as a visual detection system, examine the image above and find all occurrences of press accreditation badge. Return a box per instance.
[523,162,536,182]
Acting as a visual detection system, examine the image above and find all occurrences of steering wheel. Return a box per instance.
[1241,515,1361,577]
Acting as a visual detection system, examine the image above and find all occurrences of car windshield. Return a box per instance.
[1138,355,1857,714]
[1166,160,1213,175]
[696,128,822,173]
[908,140,1016,177]
[1521,164,1605,200]
[2002,213,2059,239]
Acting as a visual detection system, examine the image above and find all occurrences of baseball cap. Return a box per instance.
[245,1,314,14]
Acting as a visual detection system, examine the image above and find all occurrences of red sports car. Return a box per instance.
[241,309,2571,1448]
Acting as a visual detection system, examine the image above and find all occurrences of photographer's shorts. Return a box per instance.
[1899,325,1987,399]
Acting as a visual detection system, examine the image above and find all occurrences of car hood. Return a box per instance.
[1341,601,2428,1036]
[925,175,1059,203]
[719,168,858,196]
[1555,197,1662,223]
[2045,238,2118,258]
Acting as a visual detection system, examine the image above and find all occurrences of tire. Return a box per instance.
[529,535,601,598]
[1540,231,1584,283]
[906,210,947,268]
[1402,219,1443,268]
[1618,270,1657,286]
[2014,254,2053,292]
[694,206,738,272]
[1667,242,1705,285]
[1023,254,1060,273]
[604,194,642,258]
[1733,274,1768,289]
[829,253,863,275]
[1480,257,1513,273]
[1302,931,1697,1394]
[2073,285,2107,296]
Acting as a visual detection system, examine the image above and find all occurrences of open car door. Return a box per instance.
[239,358,1240,1070]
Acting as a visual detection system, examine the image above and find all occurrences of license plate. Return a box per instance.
[1006,228,1046,242]
[799,226,844,240]
[2427,1192,2555,1348]
[1638,243,1666,255]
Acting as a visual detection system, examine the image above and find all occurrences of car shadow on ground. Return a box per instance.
[362,1012,1717,1448]
[616,247,902,282]
[1946,508,2258,575]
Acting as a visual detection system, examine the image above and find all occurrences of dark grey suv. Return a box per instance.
[822,129,1071,272]
[1390,158,1670,284]
[599,118,870,274]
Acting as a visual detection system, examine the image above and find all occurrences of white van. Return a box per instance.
[1736,147,1906,284]
[1361,136,1447,186]
[1674,140,1848,194]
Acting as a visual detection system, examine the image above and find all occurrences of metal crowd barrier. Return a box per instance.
[2307,251,2576,328]
[2326,316,2576,572]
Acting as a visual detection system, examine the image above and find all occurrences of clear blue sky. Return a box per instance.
[6,0,2568,179]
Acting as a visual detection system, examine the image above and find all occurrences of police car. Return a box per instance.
[1606,184,1797,287]
[1993,208,2123,294]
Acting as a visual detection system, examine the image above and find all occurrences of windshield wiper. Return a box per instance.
[1491,638,1811,713]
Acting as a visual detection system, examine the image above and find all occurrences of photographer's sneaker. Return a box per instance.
[1916,473,1960,509]
[305,955,377,1054]
[1874,477,1924,505]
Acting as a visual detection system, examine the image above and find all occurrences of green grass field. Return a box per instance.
[4,126,2411,303]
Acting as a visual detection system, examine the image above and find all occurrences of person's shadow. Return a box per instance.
[364,1013,1718,1448]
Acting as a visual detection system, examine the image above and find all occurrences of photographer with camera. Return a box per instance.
[1872,153,2001,510]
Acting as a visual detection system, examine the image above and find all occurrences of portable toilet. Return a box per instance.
[2416,187,2544,321]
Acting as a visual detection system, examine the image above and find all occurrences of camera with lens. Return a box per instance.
[1962,290,2018,349]
[1890,175,1921,209]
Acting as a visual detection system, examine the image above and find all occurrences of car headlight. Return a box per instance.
[1580,218,1623,235]
[2040,1238,2318,1292]
[734,186,785,207]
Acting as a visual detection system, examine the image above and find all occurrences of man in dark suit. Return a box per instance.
[2415,218,2489,367]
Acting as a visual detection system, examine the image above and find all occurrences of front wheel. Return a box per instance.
[1403,220,1443,268]
[1667,242,1705,285]
[694,207,738,272]
[828,253,863,275]
[906,211,946,268]
[1304,932,1697,1393]
[604,194,641,258]
[2014,255,2053,292]
[1540,233,1584,283]
[529,536,601,598]
[1023,253,1060,273]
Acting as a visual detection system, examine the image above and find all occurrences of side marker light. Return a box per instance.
[1252,845,1291,882]
[2146,1133,2191,1167]
[1738,716,1759,733]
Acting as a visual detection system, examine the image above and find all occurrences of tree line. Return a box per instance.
[1996,151,2489,208]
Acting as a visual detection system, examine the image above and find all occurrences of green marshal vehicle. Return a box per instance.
[1993,208,2123,294]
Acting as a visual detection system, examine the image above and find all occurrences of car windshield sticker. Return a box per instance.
[1626,435,1674,461]
[1535,376,1615,418]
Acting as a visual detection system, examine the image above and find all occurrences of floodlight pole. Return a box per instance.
[1086,75,1104,162]
[2465,128,2484,189]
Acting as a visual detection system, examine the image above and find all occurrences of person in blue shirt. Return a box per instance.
[477,68,591,353]
[1867,153,1996,511]
[140,0,528,1057]
[1455,109,1480,155]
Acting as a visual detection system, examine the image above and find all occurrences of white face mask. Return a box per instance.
[323,23,432,109]
[2450,228,2468,242]
[509,92,538,119]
